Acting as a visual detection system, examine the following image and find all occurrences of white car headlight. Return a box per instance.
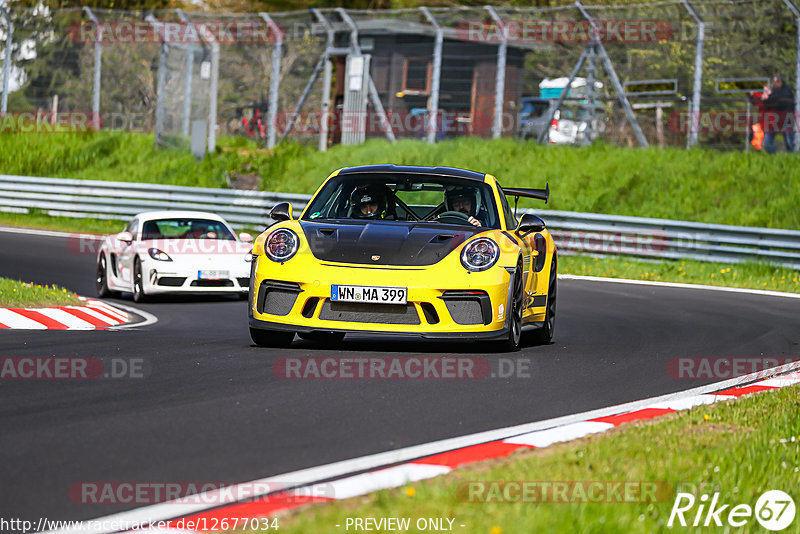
[148,248,172,261]
[460,238,499,272]
[265,229,299,262]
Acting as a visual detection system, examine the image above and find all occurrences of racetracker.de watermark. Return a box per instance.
[66,235,251,255]
[458,480,674,503]
[667,357,799,380]
[69,481,333,505]
[667,111,800,134]
[68,20,284,44]
[0,357,148,380]
[0,112,100,133]
[456,19,674,43]
[273,356,533,380]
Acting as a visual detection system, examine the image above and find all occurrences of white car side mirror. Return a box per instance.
[117,231,133,244]
[239,232,254,243]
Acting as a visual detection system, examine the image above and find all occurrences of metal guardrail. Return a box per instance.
[1,174,799,270]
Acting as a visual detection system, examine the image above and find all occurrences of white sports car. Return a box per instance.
[96,211,254,302]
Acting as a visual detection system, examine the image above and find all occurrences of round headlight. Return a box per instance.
[460,237,499,272]
[265,228,299,262]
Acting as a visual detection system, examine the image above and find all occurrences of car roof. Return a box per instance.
[337,165,486,182]
[133,210,228,223]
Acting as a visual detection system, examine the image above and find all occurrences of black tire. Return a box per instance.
[96,254,118,298]
[499,260,524,352]
[132,257,147,303]
[250,327,295,348]
[298,332,346,345]
[531,253,557,345]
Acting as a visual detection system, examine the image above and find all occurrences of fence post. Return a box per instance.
[336,8,396,143]
[0,6,12,115]
[781,0,800,152]
[421,7,443,144]
[146,15,167,147]
[260,13,283,150]
[176,10,195,137]
[312,9,333,152]
[681,0,704,148]
[195,23,219,153]
[82,7,102,131]
[485,6,506,139]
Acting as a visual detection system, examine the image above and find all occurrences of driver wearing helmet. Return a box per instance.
[444,186,485,227]
[349,185,388,220]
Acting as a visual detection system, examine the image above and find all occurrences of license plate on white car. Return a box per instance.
[198,270,229,280]
[331,285,407,304]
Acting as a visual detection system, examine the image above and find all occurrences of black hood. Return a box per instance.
[300,221,481,266]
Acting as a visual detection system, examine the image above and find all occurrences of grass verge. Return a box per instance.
[560,254,800,294]
[0,277,83,307]
[1,132,799,229]
[254,385,800,534]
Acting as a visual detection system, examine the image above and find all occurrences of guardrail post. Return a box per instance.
[421,7,443,144]
[1,6,13,116]
[260,13,283,150]
[681,0,704,148]
[485,6,506,139]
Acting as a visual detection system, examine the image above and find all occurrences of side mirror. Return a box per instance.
[516,213,545,236]
[117,231,133,244]
[270,202,293,222]
[239,232,254,243]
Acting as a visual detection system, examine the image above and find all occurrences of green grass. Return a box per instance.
[255,385,800,534]
[561,254,800,294]
[1,132,799,229]
[0,277,83,307]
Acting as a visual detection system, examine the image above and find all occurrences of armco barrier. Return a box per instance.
[1,174,799,269]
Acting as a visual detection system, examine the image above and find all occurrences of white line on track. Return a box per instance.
[100,301,159,329]
[0,225,98,239]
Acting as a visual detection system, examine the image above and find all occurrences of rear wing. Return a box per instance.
[502,183,549,204]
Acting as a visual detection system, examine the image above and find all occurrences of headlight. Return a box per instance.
[148,248,172,261]
[460,238,499,272]
[265,228,299,262]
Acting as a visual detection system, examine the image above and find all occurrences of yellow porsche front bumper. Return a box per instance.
[249,253,517,339]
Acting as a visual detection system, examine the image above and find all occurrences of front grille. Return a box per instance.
[319,301,420,325]
[444,300,484,325]
[237,277,250,287]
[257,281,301,316]
[157,277,186,287]
[190,279,235,287]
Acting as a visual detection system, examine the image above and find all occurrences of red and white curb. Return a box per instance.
[47,362,800,534]
[0,297,130,330]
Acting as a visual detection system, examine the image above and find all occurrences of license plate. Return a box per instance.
[331,285,407,304]
[198,270,229,280]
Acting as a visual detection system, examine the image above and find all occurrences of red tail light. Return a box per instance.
[550,119,559,131]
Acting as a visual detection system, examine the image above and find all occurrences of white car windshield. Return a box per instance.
[140,218,236,240]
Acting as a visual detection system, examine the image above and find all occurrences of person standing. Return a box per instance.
[760,74,796,153]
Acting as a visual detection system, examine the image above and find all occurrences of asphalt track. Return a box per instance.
[1,229,799,525]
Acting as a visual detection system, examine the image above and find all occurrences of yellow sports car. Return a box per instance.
[248,165,556,351]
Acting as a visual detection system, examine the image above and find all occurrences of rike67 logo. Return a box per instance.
[668,490,795,531]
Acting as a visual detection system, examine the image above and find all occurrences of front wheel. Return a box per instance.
[250,327,295,348]
[499,261,524,352]
[132,257,147,303]
[531,254,557,345]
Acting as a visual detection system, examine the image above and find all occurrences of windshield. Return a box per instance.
[140,218,236,240]
[302,173,500,229]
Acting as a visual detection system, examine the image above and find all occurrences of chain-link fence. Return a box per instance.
[1,1,798,153]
